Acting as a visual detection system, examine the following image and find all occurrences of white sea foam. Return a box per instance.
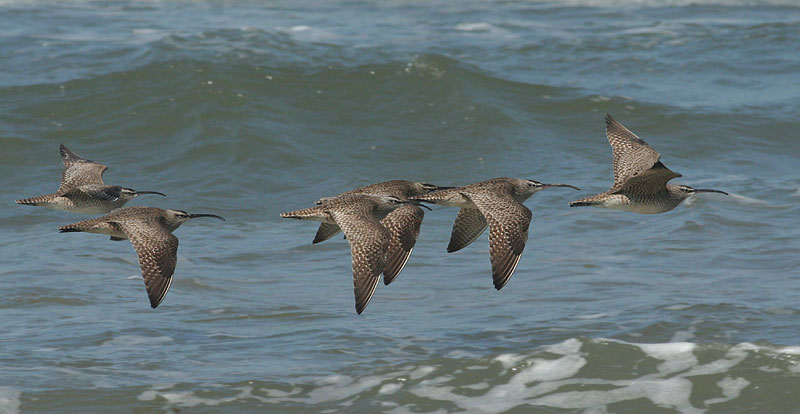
[411,352,587,413]
[543,337,583,355]
[670,325,697,342]
[139,386,255,407]
[408,365,435,380]
[462,382,490,390]
[703,376,750,406]
[402,338,765,413]
[0,387,21,414]
[378,382,402,394]
[305,372,406,404]
[638,342,698,375]
[776,346,800,355]
[133,338,792,412]
[493,353,525,370]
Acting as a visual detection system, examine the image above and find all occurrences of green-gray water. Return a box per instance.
[1,0,799,412]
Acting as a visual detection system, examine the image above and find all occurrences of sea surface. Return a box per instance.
[1,0,799,412]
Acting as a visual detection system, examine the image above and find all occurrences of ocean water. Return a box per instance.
[1,0,799,412]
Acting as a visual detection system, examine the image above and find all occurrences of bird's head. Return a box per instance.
[517,179,581,197]
[370,194,430,213]
[163,209,225,229]
[121,187,166,200]
[672,185,728,199]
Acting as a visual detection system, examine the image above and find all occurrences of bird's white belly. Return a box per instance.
[600,195,675,214]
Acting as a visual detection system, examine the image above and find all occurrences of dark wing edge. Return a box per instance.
[330,209,389,315]
[446,207,487,253]
[605,114,668,191]
[313,222,342,244]
[381,205,424,285]
[58,144,108,194]
[121,223,179,309]
[468,193,532,290]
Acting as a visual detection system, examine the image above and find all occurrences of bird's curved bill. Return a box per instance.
[694,189,728,195]
[137,191,167,196]
[189,213,226,221]
[542,183,581,191]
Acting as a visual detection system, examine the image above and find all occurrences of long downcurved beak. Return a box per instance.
[694,189,729,195]
[136,191,167,197]
[189,213,226,221]
[541,183,581,191]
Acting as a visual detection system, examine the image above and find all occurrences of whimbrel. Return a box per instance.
[281,193,420,314]
[569,114,727,213]
[59,207,225,308]
[313,180,451,285]
[411,178,579,290]
[16,144,165,214]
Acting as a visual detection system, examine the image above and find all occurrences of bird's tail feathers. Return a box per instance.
[15,193,58,206]
[280,206,324,220]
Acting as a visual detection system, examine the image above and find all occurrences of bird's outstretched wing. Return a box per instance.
[446,207,487,253]
[605,114,680,193]
[380,204,424,285]
[117,218,179,309]
[313,222,342,244]
[61,185,120,202]
[58,144,108,194]
[330,206,390,314]
[466,191,531,290]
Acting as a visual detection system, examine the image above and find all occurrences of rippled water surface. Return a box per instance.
[1,0,799,412]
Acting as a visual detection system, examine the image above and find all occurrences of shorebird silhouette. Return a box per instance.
[281,193,422,314]
[570,114,727,213]
[59,207,224,308]
[412,178,579,290]
[16,144,165,214]
[313,180,451,285]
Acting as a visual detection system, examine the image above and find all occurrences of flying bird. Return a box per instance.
[412,177,579,290]
[570,114,727,213]
[59,207,225,308]
[16,144,165,214]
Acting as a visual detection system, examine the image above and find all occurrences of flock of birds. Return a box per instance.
[16,114,728,313]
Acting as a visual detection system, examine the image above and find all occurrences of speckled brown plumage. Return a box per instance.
[58,144,109,192]
[412,177,578,290]
[380,204,424,285]
[570,114,727,213]
[605,114,681,194]
[16,144,165,214]
[281,193,413,314]
[313,180,448,285]
[59,207,224,308]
